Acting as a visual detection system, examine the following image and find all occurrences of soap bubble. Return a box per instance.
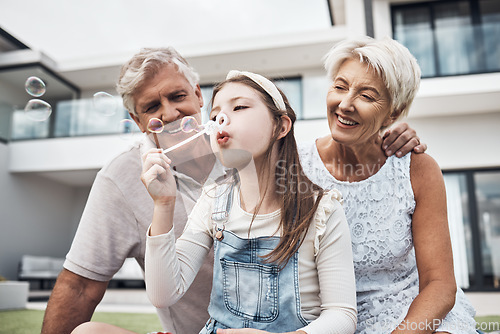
[24,99,52,121]
[120,119,135,131]
[180,116,200,133]
[118,119,141,141]
[25,76,46,97]
[93,91,117,116]
[147,118,164,133]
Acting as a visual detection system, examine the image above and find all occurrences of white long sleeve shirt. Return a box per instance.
[145,188,357,334]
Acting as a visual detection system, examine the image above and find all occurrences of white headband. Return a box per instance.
[226,70,286,111]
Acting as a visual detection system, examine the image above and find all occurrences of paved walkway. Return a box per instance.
[464,292,500,317]
[28,289,156,314]
[27,289,500,317]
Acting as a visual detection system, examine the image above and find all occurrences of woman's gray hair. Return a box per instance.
[116,47,200,115]
[323,36,421,119]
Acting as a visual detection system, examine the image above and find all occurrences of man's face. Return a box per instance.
[130,63,203,134]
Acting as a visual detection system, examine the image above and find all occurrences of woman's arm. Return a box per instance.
[392,153,456,334]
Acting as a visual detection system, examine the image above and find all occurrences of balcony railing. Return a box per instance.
[9,96,141,141]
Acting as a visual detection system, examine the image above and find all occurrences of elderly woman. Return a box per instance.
[298,36,477,334]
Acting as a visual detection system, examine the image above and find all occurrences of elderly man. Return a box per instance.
[41,47,425,334]
[42,47,217,334]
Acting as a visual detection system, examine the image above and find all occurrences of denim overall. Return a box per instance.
[199,183,309,333]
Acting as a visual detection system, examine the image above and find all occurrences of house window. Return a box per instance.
[443,169,500,291]
[392,0,500,77]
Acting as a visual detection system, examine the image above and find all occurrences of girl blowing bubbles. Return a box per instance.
[143,71,357,334]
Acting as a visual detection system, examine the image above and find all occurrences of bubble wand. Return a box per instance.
[148,118,164,149]
[153,133,161,149]
[147,113,228,154]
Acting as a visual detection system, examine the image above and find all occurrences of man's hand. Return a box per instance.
[382,122,427,157]
[42,269,108,334]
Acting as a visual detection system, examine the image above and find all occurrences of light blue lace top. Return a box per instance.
[298,141,477,334]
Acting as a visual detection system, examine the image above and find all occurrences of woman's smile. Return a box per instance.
[336,114,359,128]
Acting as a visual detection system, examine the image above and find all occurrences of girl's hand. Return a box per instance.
[141,148,177,204]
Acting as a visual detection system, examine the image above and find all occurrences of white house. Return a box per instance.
[0,0,499,291]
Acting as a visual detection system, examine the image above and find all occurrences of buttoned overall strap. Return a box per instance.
[211,182,235,228]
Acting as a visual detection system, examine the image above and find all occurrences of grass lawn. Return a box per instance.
[0,309,499,333]
[477,315,500,333]
[0,309,162,334]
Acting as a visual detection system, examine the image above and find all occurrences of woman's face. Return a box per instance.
[326,58,393,146]
[209,82,276,168]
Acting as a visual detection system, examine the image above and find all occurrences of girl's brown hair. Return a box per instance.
[211,76,324,267]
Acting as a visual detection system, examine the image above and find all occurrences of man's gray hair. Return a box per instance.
[116,47,200,115]
[323,36,421,119]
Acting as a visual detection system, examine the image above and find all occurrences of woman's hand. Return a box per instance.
[382,122,427,157]
[141,148,177,204]
[216,329,306,334]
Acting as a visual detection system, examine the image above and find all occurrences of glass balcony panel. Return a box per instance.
[0,102,12,141]
[10,107,50,140]
[54,97,129,137]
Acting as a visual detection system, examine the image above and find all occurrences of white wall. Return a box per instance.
[69,187,92,238]
[9,135,134,173]
[407,112,500,170]
[0,142,81,279]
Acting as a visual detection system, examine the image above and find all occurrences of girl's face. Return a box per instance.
[326,59,393,146]
[209,82,277,167]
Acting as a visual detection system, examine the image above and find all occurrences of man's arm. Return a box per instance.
[382,122,428,157]
[41,269,109,334]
